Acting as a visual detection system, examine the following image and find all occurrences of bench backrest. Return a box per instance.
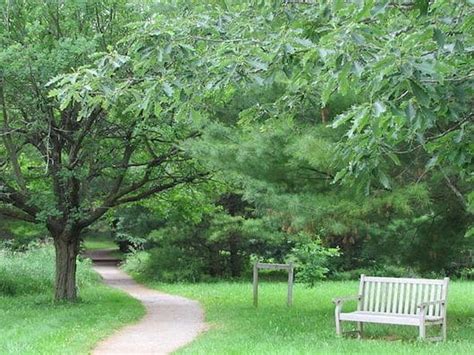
[358,275,449,317]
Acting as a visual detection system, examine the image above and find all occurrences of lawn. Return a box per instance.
[82,235,124,259]
[143,280,474,354]
[0,286,144,354]
[83,235,118,251]
[0,246,145,354]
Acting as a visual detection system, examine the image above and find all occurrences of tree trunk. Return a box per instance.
[53,233,80,301]
[229,233,242,277]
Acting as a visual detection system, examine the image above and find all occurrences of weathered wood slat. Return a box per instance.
[369,281,376,311]
[398,282,405,314]
[339,311,443,326]
[363,281,370,311]
[363,276,445,284]
[375,282,381,312]
[386,282,393,313]
[256,263,292,270]
[391,282,399,313]
[417,284,424,315]
[357,274,365,311]
[435,285,442,316]
[404,283,411,314]
[409,283,416,315]
[426,285,433,316]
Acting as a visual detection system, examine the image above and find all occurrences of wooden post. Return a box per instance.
[253,263,258,307]
[287,262,294,306]
[252,262,294,307]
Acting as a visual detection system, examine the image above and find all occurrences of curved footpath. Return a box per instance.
[92,263,206,355]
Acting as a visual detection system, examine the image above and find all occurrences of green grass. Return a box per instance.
[83,235,118,251]
[0,286,145,354]
[82,235,124,259]
[0,246,145,354]
[140,280,474,354]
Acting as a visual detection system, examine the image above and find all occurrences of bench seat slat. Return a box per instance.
[339,311,443,326]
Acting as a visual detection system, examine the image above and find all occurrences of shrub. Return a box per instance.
[123,246,207,283]
[287,235,340,287]
[329,265,420,281]
[458,267,474,280]
[121,250,150,277]
[0,243,97,296]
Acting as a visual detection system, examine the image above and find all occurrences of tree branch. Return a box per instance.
[0,73,27,192]
[441,169,467,210]
[0,205,37,223]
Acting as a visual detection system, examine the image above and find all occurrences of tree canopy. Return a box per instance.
[1,0,472,300]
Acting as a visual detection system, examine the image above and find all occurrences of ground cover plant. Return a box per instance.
[144,281,474,354]
[0,245,144,354]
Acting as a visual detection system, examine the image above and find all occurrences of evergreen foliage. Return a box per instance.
[0,0,473,296]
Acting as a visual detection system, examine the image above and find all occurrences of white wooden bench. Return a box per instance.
[333,275,449,341]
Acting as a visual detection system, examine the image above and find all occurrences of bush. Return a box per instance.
[0,243,97,296]
[121,250,150,276]
[0,217,48,251]
[329,265,420,281]
[123,246,207,283]
[287,235,339,287]
[114,231,146,253]
[458,267,474,280]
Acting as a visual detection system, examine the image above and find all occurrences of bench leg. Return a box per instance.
[335,310,342,336]
[419,322,426,340]
[442,320,447,341]
[357,322,363,339]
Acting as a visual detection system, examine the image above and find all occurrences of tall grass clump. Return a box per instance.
[0,242,97,296]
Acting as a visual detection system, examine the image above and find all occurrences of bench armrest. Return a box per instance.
[418,299,446,319]
[333,295,361,305]
[417,299,446,308]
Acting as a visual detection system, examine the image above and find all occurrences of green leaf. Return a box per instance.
[433,29,445,48]
[378,171,391,189]
[454,124,464,143]
[154,103,162,117]
[333,0,344,12]
[351,32,365,45]
[284,43,295,55]
[387,152,401,166]
[248,59,268,71]
[409,80,430,107]
[426,155,438,169]
[405,101,417,121]
[162,82,174,97]
[373,101,386,118]
[338,63,351,95]
[355,0,374,21]
[415,0,429,15]
[371,1,390,16]
[348,107,369,137]
[294,37,313,48]
[352,61,363,77]
[321,77,336,105]
[333,170,347,183]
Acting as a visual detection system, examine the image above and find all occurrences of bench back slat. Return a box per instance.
[359,275,449,316]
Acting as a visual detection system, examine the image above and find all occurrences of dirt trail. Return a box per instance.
[92,263,206,355]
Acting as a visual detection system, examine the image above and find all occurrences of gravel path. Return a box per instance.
[92,264,206,355]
